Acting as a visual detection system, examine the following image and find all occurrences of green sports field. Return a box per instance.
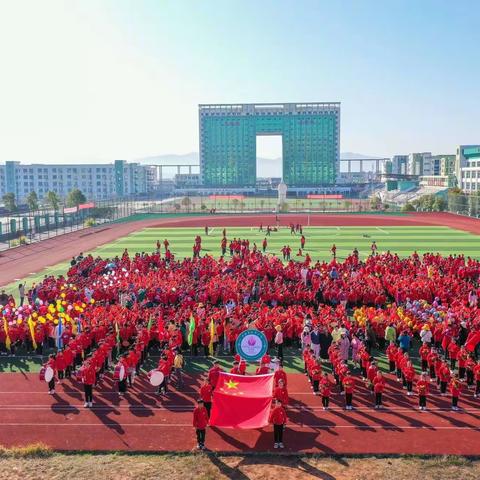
[4,225,480,299]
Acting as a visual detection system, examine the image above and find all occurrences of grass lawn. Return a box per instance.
[0,448,478,480]
[4,225,479,299]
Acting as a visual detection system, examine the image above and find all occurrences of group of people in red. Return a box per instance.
[192,353,289,450]
[0,222,474,450]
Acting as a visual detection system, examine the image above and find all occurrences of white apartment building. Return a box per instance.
[0,160,150,201]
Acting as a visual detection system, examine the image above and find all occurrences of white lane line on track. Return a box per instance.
[376,227,390,235]
[1,423,479,430]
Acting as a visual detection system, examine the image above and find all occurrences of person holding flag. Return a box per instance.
[269,398,287,449]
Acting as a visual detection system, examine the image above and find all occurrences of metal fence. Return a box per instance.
[0,194,396,251]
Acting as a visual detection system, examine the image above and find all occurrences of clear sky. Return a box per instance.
[0,0,478,164]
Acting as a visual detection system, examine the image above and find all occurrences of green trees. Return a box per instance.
[26,191,39,211]
[46,191,61,211]
[447,187,468,214]
[2,192,17,212]
[66,189,87,208]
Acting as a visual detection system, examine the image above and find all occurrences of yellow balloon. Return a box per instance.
[17,319,22,325]
[32,312,38,318]
[46,313,53,321]
[90,299,95,304]
[54,319,59,325]
[60,293,66,299]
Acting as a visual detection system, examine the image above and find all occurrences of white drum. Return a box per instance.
[44,366,54,383]
[149,370,164,387]
[114,364,126,381]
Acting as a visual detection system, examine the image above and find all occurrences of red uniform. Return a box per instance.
[193,406,209,429]
[269,405,287,425]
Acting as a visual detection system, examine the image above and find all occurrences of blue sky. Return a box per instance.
[0,0,478,163]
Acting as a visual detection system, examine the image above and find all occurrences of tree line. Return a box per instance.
[1,189,87,213]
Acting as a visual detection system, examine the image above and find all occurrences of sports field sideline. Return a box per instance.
[4,225,480,299]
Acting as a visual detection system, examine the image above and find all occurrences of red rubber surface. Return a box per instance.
[1,212,479,287]
[1,372,479,454]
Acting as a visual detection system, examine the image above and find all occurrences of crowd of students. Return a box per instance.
[2,227,480,448]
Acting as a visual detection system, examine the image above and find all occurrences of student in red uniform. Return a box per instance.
[208,361,222,388]
[373,371,386,408]
[419,343,430,373]
[273,378,289,405]
[80,359,96,407]
[311,360,322,395]
[403,361,416,396]
[448,341,460,371]
[269,399,287,449]
[256,362,270,375]
[449,374,461,411]
[386,342,398,373]
[474,360,480,398]
[320,372,333,410]
[200,380,213,417]
[192,399,209,450]
[439,362,451,396]
[343,373,355,410]
[273,363,287,387]
[416,373,429,410]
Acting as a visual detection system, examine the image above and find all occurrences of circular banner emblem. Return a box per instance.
[235,329,268,362]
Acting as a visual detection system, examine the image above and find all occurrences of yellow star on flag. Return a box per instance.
[225,379,239,389]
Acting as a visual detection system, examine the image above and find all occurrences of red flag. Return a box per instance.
[210,372,274,429]
[466,332,480,352]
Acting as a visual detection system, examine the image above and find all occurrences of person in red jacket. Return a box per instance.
[320,373,334,410]
[273,378,289,406]
[269,399,287,449]
[386,342,398,373]
[343,373,355,410]
[416,373,429,410]
[55,350,66,383]
[199,380,213,417]
[373,371,386,408]
[201,329,211,357]
[256,362,270,375]
[449,374,461,411]
[273,364,287,387]
[192,399,209,450]
[403,361,416,396]
[448,341,460,371]
[80,360,96,407]
[419,343,430,373]
[439,362,451,396]
[474,359,480,398]
[311,360,322,395]
[427,348,438,380]
[208,361,222,388]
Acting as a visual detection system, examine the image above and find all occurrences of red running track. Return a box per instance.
[1,371,480,454]
[1,212,480,287]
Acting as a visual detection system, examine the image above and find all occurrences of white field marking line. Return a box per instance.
[0,391,478,398]
[2,405,480,414]
[376,227,390,235]
[209,228,215,235]
[0,423,479,430]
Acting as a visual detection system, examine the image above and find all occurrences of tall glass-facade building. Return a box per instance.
[199,103,340,188]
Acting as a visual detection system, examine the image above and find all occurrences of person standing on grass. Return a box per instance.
[79,359,96,408]
[274,326,284,360]
[417,373,429,410]
[193,399,209,450]
[18,283,26,306]
[262,238,268,253]
[269,398,287,449]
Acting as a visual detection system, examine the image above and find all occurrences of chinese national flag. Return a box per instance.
[209,372,274,429]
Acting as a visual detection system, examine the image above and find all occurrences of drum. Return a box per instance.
[113,364,125,381]
[149,370,164,387]
[44,366,54,383]
[39,366,46,381]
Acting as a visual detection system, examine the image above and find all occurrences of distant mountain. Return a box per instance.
[340,152,383,160]
[136,152,383,178]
